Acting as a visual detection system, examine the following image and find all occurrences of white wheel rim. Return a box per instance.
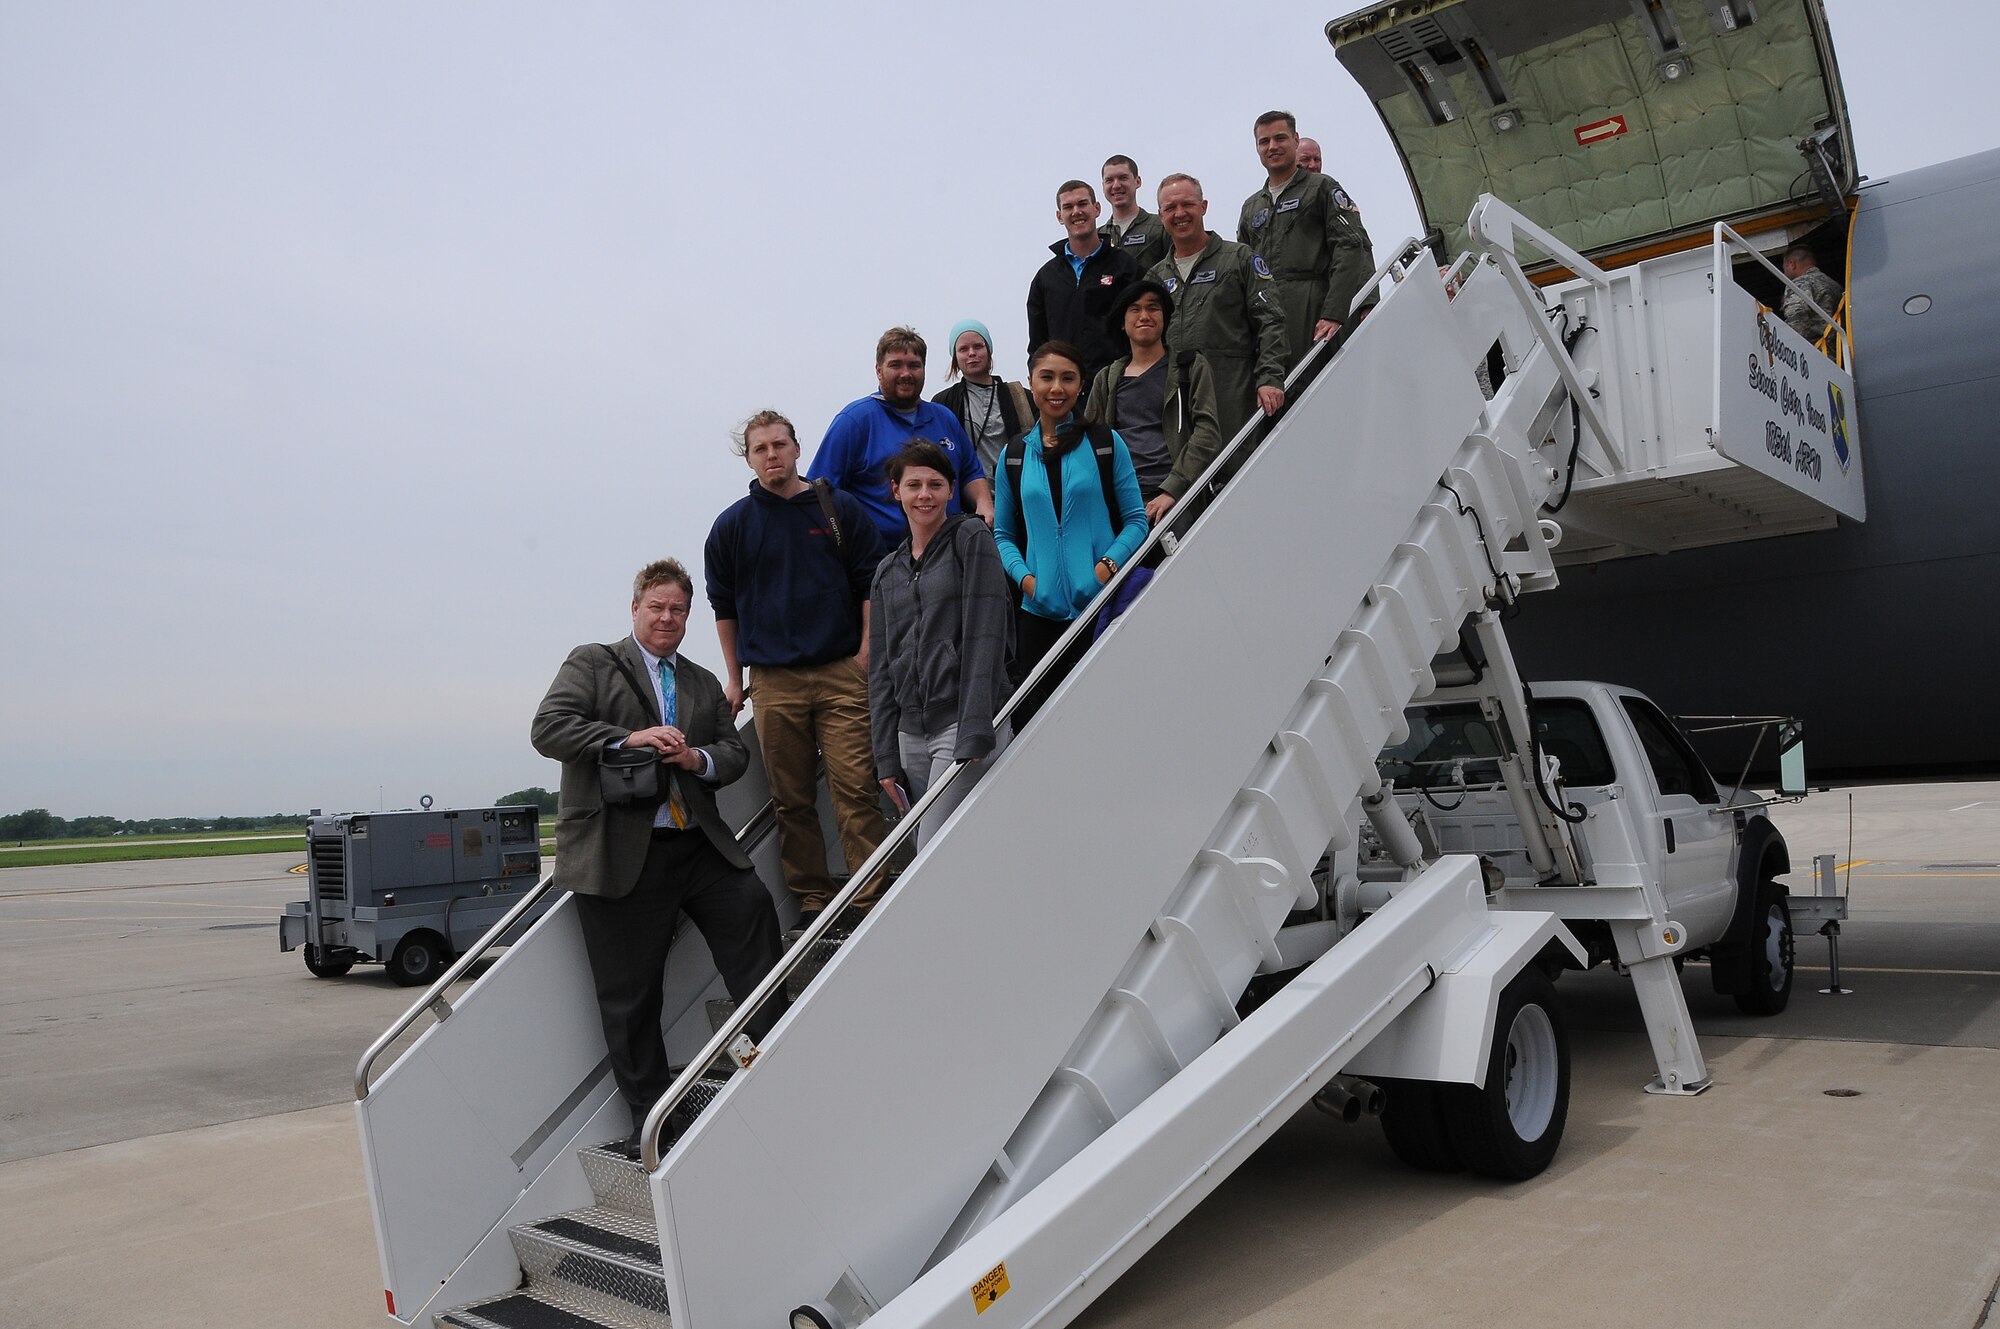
[1764,904,1791,991]
[1503,1003,1559,1140]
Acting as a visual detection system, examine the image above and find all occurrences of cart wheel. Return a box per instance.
[388,930,448,987]
[303,944,356,978]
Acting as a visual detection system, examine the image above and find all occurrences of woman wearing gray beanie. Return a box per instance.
[931,318,1034,478]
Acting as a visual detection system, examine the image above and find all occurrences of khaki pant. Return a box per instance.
[749,657,886,913]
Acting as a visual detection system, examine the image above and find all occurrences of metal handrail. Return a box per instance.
[1466,194,1625,472]
[1713,221,1851,371]
[354,799,778,1100]
[638,253,1439,1168]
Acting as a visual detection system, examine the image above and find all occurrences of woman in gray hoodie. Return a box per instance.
[868,439,1015,848]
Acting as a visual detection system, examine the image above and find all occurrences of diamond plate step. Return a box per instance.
[508,1206,669,1328]
[783,932,846,1001]
[578,1144,650,1221]
[659,1074,731,1152]
[435,1285,666,1329]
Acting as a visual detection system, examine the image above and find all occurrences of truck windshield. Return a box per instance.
[1381,697,1615,790]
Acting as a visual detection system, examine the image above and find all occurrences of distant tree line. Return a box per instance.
[0,809,308,842]
[496,787,557,814]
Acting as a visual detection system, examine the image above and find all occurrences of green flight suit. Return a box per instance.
[1237,171,1376,372]
[1099,207,1170,275]
[1148,233,1289,446]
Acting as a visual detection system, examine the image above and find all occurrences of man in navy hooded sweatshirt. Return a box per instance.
[707,410,887,924]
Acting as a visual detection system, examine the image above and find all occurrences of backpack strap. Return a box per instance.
[1047,422,1125,533]
[1171,349,1199,440]
[809,478,845,555]
[1003,436,1028,553]
[1086,423,1121,527]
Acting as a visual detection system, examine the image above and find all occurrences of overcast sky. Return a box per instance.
[3,1,1994,819]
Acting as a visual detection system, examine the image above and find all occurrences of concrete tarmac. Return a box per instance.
[2,784,1997,1327]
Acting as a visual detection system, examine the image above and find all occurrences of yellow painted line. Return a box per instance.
[1832,860,1869,871]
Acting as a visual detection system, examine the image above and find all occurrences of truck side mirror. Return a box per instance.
[1777,722,1807,797]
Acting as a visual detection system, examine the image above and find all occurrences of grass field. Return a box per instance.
[0,827,306,850]
[0,836,307,869]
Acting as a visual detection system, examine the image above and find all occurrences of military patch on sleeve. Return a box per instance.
[1251,255,1272,278]
[1333,186,1357,211]
[1164,276,1179,293]
[1251,207,1270,229]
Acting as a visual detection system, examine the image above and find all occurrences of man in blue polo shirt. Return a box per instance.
[810,326,993,544]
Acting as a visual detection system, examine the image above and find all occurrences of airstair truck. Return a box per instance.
[349,3,1865,1325]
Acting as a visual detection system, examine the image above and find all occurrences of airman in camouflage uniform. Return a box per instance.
[1781,245,1844,348]
[1150,173,1290,445]
[1237,111,1376,372]
[1099,155,1171,274]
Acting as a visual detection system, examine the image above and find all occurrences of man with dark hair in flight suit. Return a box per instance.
[1099,155,1170,274]
[1237,110,1377,373]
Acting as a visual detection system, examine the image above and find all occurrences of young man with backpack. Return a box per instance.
[1084,279,1224,525]
[706,410,888,926]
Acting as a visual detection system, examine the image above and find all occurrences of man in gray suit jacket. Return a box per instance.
[532,558,784,1157]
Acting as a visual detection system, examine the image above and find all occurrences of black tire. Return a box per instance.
[388,930,448,987]
[302,944,355,978]
[1733,877,1795,1015]
[1441,967,1570,1180]
[1377,1077,1463,1172]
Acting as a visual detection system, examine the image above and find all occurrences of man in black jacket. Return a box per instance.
[1027,180,1139,394]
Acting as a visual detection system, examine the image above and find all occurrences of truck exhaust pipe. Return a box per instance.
[1311,1075,1386,1124]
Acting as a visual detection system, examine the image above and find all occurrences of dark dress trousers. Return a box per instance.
[531,637,784,1114]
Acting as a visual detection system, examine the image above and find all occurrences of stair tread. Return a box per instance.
[439,1289,660,1329]
[521,1208,661,1268]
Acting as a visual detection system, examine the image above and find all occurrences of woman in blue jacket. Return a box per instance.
[993,340,1148,724]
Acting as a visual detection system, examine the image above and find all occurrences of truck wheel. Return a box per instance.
[303,944,355,978]
[1377,1078,1462,1172]
[1442,968,1569,1180]
[388,931,448,987]
[1733,877,1794,1015]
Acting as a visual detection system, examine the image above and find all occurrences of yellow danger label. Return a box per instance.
[970,1261,1010,1314]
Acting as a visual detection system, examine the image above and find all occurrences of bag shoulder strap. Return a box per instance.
[810,478,845,555]
[601,644,661,720]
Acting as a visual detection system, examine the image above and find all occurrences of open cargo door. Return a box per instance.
[1328,0,1857,266]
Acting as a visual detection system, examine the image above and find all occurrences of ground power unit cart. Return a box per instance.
[280,803,546,985]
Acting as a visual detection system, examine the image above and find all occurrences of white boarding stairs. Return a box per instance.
[357,197,1804,1329]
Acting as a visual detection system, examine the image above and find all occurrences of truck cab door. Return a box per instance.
[1619,695,1736,942]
